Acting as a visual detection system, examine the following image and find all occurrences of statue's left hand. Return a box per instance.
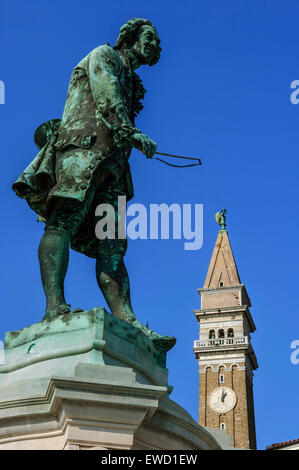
[130,133,157,159]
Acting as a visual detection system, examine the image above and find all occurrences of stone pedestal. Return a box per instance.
[0,308,224,450]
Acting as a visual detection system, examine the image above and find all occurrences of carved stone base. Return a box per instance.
[0,308,224,450]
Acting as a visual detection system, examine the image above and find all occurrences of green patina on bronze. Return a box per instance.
[4,308,169,375]
[215,209,227,231]
[12,18,176,352]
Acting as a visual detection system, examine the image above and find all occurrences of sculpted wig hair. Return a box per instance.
[114,18,161,65]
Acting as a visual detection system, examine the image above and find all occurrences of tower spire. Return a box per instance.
[204,211,240,289]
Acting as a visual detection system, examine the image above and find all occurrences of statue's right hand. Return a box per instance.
[130,133,157,159]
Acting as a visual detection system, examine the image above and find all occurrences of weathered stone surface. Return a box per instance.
[1,308,168,387]
[0,309,226,450]
[0,374,224,450]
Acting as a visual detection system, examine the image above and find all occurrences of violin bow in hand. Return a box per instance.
[143,151,202,168]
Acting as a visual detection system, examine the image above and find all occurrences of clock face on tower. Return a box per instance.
[209,387,237,413]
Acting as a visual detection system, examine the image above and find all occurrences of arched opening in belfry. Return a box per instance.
[209,329,215,339]
[227,328,234,338]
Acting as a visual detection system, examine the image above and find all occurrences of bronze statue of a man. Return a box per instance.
[13,18,175,351]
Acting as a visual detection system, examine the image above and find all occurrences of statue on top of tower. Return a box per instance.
[215,209,227,231]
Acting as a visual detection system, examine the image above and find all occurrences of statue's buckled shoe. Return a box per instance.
[130,319,176,352]
[43,303,71,320]
[43,305,84,321]
[71,308,84,314]
[148,333,176,352]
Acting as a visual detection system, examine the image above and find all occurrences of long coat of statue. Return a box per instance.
[12,44,146,258]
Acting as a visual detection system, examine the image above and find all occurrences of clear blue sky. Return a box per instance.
[1,0,299,450]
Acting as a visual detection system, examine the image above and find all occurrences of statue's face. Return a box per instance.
[132,25,160,65]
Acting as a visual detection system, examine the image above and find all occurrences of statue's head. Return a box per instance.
[114,18,161,66]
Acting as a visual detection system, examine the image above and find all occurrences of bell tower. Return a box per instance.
[193,210,258,449]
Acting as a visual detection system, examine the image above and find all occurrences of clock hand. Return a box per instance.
[221,389,227,403]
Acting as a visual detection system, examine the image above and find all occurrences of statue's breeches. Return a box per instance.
[45,191,128,259]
